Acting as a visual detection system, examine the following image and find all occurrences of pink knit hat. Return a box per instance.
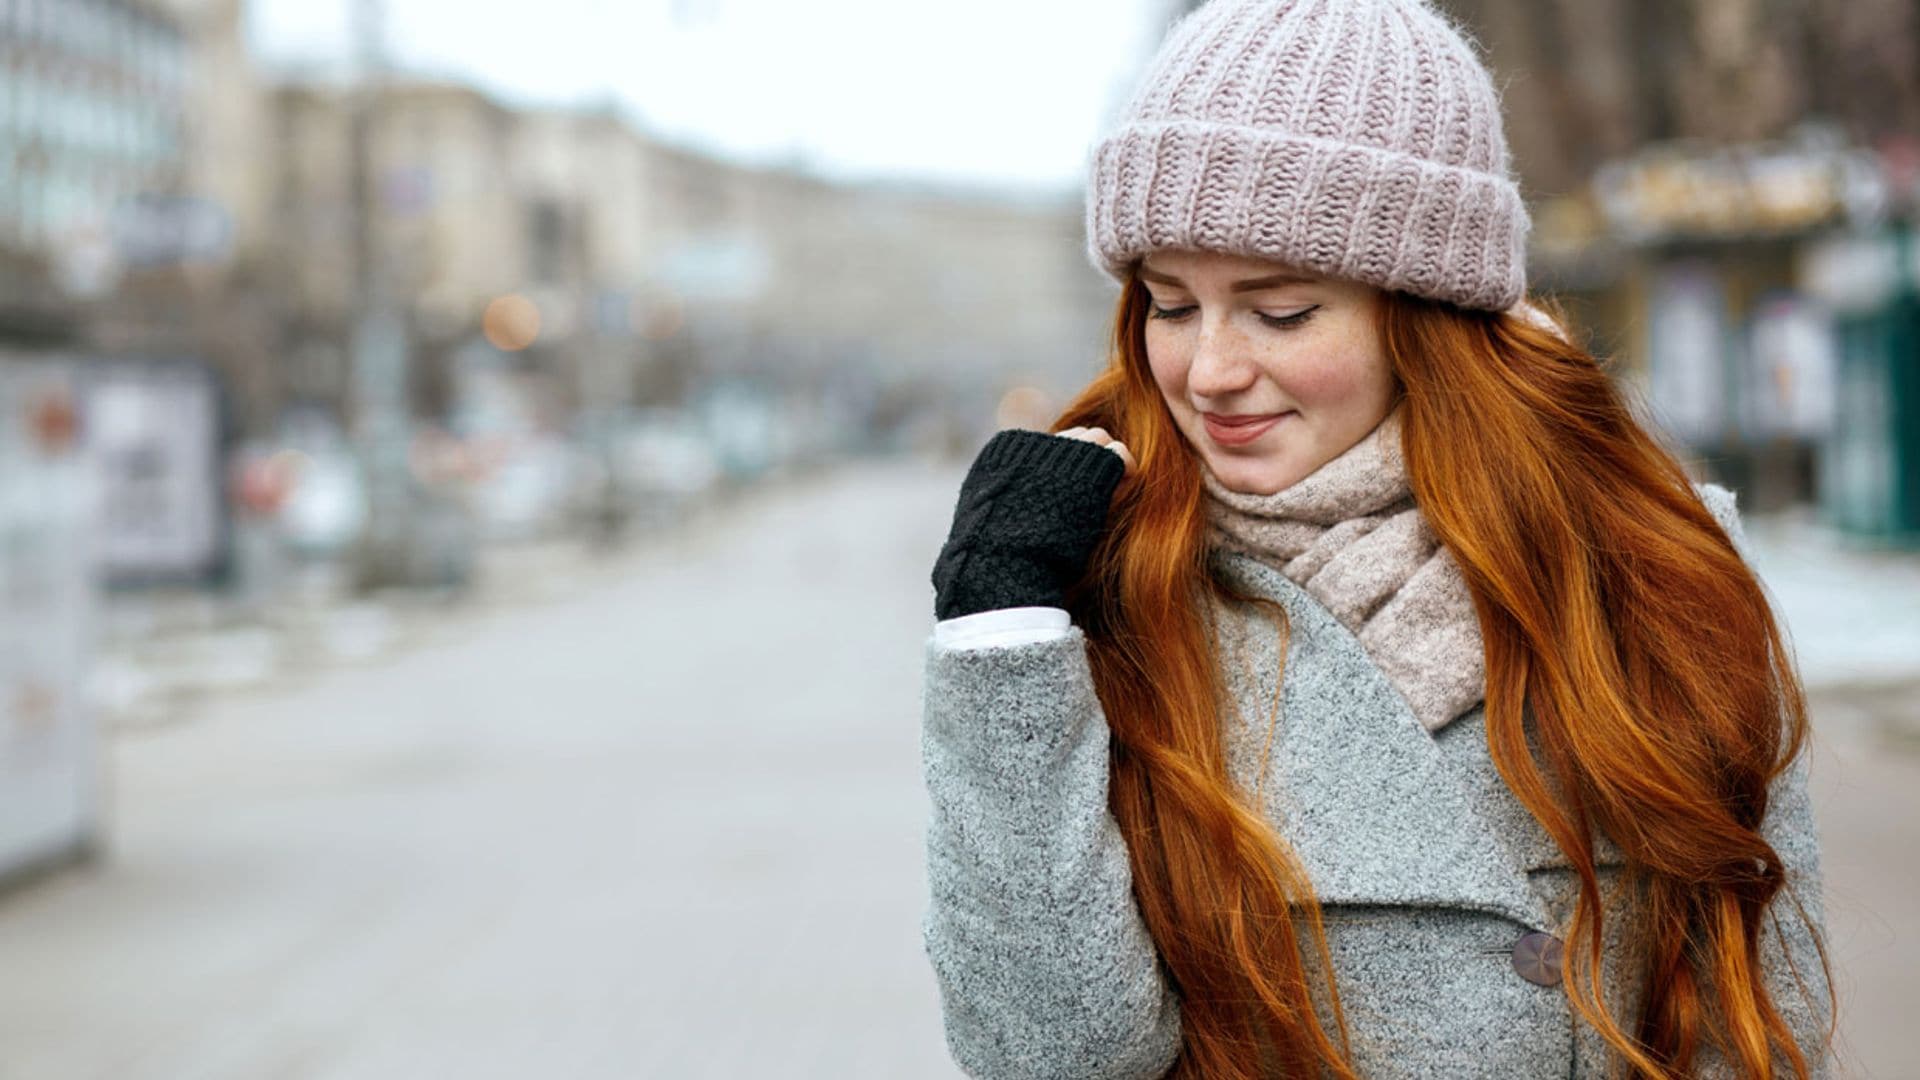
[1086,0,1529,312]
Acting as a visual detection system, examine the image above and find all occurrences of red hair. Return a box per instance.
[1052,273,1835,1078]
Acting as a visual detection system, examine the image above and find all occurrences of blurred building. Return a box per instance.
[269,79,527,418]
[1160,0,1920,202]
[260,76,1114,452]
[0,0,191,342]
[1441,0,1920,200]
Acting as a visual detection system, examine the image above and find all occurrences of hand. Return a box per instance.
[1054,426,1137,476]
[930,428,1131,621]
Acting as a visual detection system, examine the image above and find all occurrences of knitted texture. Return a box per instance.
[1202,406,1485,731]
[1085,0,1530,311]
[931,430,1127,620]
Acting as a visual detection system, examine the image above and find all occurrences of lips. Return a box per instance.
[1202,411,1292,446]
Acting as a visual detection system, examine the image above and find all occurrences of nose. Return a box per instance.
[1185,319,1257,401]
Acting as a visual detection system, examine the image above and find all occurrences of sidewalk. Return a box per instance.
[90,521,720,732]
[1742,510,1920,750]
[1743,510,1920,689]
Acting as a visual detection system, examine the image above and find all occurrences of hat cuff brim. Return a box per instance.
[1085,120,1530,312]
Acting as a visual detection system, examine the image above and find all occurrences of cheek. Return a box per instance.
[1144,329,1190,405]
[1272,338,1392,409]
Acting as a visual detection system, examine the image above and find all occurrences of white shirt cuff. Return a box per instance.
[931,606,1072,651]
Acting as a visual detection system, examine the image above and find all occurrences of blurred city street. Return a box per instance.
[0,463,1914,1079]
[0,464,966,1080]
[1,0,1916,1078]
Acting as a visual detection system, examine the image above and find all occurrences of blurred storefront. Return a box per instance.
[1536,127,1920,543]
[1806,227,1920,541]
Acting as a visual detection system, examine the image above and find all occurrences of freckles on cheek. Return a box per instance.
[1283,352,1373,407]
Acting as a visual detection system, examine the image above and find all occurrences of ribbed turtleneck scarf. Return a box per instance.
[1202,407,1485,733]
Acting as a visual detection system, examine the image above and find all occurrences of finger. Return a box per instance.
[1055,426,1086,440]
[1108,440,1137,474]
[1083,427,1114,445]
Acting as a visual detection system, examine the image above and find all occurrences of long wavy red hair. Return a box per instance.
[1052,270,1835,1078]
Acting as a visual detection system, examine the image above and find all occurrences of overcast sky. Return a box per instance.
[247,0,1172,193]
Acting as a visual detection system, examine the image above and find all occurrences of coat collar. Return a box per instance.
[1207,549,1554,931]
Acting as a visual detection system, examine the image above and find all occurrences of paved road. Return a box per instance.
[0,465,965,1080]
[0,461,1912,1078]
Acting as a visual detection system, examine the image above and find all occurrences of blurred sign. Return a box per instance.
[382,167,435,217]
[0,363,101,881]
[1803,227,1920,314]
[658,232,770,302]
[1646,266,1728,445]
[1595,130,1886,243]
[52,224,122,300]
[111,194,234,267]
[596,290,634,336]
[83,362,227,585]
[1745,294,1838,440]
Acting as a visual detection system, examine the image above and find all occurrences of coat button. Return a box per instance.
[1511,931,1564,987]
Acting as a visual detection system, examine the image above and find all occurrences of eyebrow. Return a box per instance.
[1138,265,1317,293]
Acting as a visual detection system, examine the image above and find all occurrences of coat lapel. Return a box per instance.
[1208,550,1554,931]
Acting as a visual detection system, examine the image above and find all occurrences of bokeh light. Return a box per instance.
[482,294,542,352]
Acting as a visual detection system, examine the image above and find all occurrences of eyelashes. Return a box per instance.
[1147,304,1320,330]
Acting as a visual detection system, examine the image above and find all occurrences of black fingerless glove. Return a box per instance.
[930,429,1128,621]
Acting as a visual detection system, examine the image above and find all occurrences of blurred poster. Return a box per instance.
[83,362,227,586]
[1646,264,1728,446]
[0,364,101,880]
[1745,293,1839,440]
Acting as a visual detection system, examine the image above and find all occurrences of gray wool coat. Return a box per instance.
[919,485,1832,1079]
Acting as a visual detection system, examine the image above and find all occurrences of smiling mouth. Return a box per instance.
[1201,411,1293,446]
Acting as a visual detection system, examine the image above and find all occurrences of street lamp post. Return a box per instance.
[346,0,418,590]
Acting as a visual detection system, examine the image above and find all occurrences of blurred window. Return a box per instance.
[58,84,79,155]
[110,5,128,69]
[21,69,39,140]
[115,93,133,160]
[21,165,41,244]
[47,166,71,234]
[530,200,568,284]
[83,87,103,154]
[91,3,112,62]
[144,25,162,85]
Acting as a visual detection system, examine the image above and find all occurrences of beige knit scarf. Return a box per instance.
[1202,406,1485,733]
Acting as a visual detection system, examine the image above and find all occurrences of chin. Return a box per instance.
[1206,455,1299,497]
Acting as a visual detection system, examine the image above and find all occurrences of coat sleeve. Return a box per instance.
[920,627,1183,1080]
[1695,484,1836,1078]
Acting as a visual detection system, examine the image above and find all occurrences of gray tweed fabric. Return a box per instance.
[920,484,1831,1078]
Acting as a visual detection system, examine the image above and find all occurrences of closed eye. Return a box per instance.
[1259,307,1318,329]
[1147,304,1319,329]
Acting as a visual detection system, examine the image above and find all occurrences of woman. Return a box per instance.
[919,1,1835,1078]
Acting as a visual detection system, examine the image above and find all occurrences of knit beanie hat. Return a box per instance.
[1086,0,1529,312]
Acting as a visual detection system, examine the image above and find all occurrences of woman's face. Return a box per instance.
[1139,249,1397,496]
